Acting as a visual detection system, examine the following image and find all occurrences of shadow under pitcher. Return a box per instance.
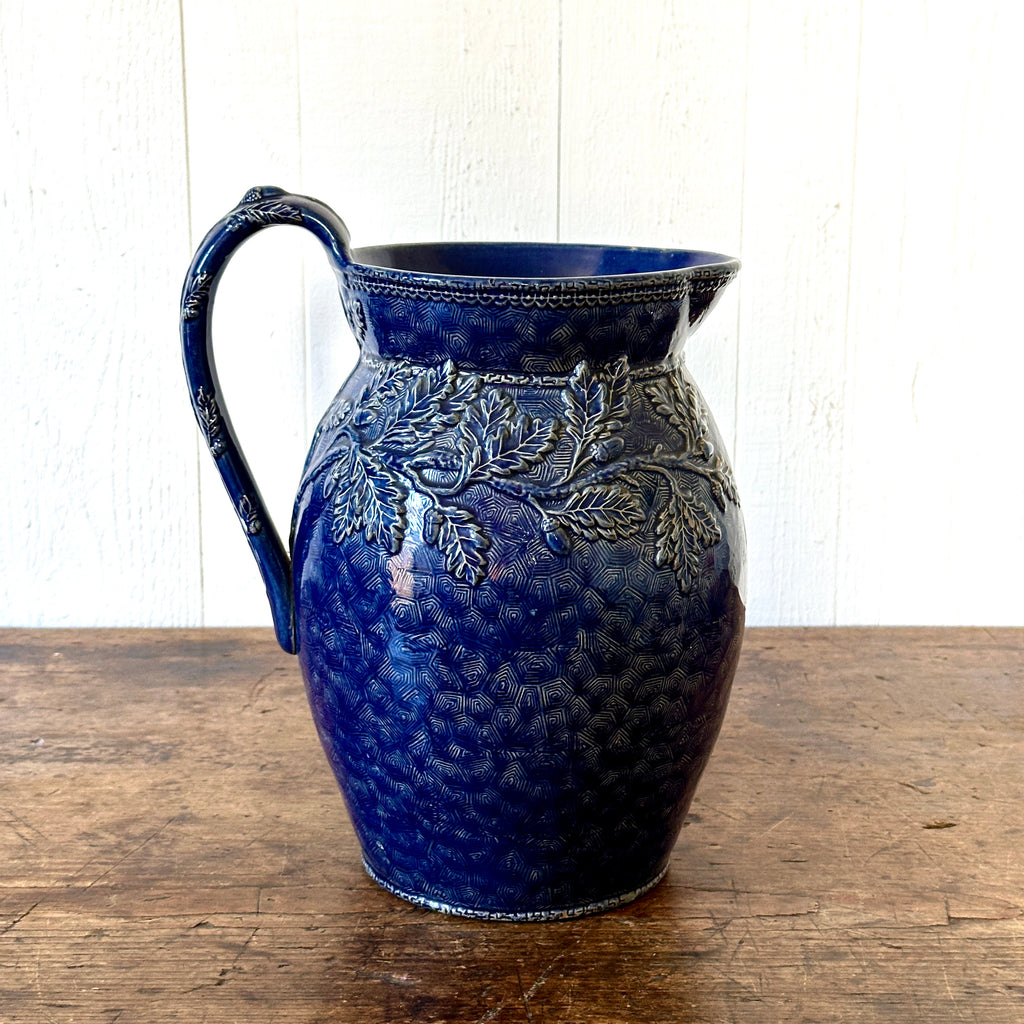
[180,187,745,920]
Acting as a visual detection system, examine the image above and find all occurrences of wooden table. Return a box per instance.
[1,628,1021,1022]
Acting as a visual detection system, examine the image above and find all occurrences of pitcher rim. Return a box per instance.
[349,240,739,282]
[342,242,739,308]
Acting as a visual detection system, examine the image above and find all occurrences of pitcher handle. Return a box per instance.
[180,186,353,653]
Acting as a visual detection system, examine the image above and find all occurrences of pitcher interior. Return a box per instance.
[351,241,735,281]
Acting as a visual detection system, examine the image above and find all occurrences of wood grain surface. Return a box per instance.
[1,627,1020,1021]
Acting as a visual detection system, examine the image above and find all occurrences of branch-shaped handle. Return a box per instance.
[180,187,352,653]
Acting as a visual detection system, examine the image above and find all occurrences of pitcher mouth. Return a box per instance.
[351,240,739,284]
[343,242,739,319]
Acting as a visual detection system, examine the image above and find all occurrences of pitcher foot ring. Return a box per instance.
[362,859,669,921]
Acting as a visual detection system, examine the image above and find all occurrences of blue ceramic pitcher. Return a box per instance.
[181,187,745,920]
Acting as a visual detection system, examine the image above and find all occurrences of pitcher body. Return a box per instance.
[181,188,744,919]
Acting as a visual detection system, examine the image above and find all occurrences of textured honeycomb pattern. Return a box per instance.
[293,356,745,919]
[350,286,689,373]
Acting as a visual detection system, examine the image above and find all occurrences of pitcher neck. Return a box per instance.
[338,266,735,374]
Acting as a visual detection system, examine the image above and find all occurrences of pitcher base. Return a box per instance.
[362,859,669,921]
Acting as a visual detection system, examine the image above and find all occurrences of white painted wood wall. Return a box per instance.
[3,1,1022,628]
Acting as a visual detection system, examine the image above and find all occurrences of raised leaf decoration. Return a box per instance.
[361,457,408,553]
[374,360,480,452]
[555,484,644,542]
[238,496,262,536]
[646,375,739,512]
[330,450,368,543]
[376,360,458,447]
[463,391,561,480]
[490,415,561,477]
[708,476,726,514]
[432,503,488,584]
[706,453,739,512]
[678,487,721,550]
[711,453,739,508]
[226,201,304,231]
[330,451,408,554]
[646,375,699,450]
[434,371,482,430]
[368,362,416,406]
[462,389,515,444]
[322,444,353,502]
[655,484,722,590]
[195,386,225,456]
[182,273,213,322]
[563,357,631,453]
[300,356,738,595]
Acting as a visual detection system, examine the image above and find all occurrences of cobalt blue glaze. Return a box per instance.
[181,187,745,920]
